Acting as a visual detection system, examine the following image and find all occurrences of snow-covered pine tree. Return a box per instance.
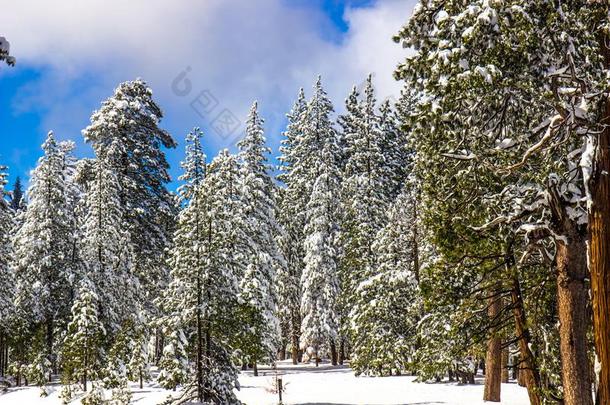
[277,88,307,364]
[236,102,281,375]
[339,76,388,358]
[0,165,15,377]
[294,77,344,364]
[300,167,340,367]
[82,79,177,306]
[81,157,136,336]
[349,189,420,376]
[13,132,79,383]
[378,99,410,202]
[159,131,241,404]
[337,86,363,173]
[394,2,610,402]
[156,329,189,390]
[61,278,106,392]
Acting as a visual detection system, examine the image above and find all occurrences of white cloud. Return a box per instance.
[0,0,415,155]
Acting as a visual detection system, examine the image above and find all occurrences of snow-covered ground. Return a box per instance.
[0,360,530,404]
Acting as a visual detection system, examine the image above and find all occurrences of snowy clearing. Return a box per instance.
[0,360,530,404]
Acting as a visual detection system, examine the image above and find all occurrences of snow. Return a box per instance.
[0,361,530,405]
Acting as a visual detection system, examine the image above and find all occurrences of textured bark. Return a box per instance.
[501,347,509,383]
[483,290,502,402]
[546,172,594,405]
[291,309,300,365]
[590,30,610,405]
[555,231,593,405]
[510,276,542,405]
[330,339,338,366]
[338,339,345,365]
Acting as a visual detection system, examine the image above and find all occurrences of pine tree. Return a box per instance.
[349,189,420,376]
[158,132,241,403]
[13,132,79,382]
[10,176,24,211]
[0,165,15,378]
[61,278,106,392]
[300,169,340,367]
[82,78,177,305]
[81,157,136,335]
[378,99,410,201]
[339,76,388,356]
[277,89,307,364]
[157,329,189,390]
[394,2,610,402]
[236,102,281,374]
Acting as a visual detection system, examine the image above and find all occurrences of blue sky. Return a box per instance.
[0,0,413,191]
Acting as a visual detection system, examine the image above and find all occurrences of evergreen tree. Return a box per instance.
[277,89,307,364]
[13,132,79,382]
[236,102,281,374]
[81,157,136,335]
[82,79,177,305]
[0,165,15,378]
[339,76,388,356]
[349,189,420,376]
[300,169,340,366]
[10,176,24,211]
[61,278,106,392]
[158,132,241,403]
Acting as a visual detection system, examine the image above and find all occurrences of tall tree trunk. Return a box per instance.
[196,275,204,403]
[291,308,300,365]
[83,344,88,392]
[253,360,258,377]
[338,338,345,365]
[483,289,502,402]
[46,317,54,380]
[330,339,338,366]
[510,275,542,405]
[501,346,509,383]
[590,30,610,405]
[555,229,593,405]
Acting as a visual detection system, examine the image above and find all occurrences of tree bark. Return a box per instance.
[483,290,502,402]
[510,275,542,405]
[590,29,610,405]
[338,338,345,365]
[501,346,509,383]
[291,308,300,365]
[330,339,338,366]
[555,229,593,405]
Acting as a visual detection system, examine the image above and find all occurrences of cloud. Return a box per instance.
[0,0,415,156]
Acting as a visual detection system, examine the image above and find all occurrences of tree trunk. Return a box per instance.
[555,230,593,405]
[83,343,88,392]
[338,338,345,365]
[253,361,258,377]
[483,290,502,402]
[330,339,338,366]
[517,361,526,387]
[291,309,300,365]
[196,275,204,403]
[501,346,509,383]
[590,30,610,405]
[510,275,542,405]
[46,317,54,380]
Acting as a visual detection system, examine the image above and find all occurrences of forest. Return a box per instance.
[2,1,610,404]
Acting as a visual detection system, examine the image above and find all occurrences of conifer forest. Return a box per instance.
[1,1,610,404]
